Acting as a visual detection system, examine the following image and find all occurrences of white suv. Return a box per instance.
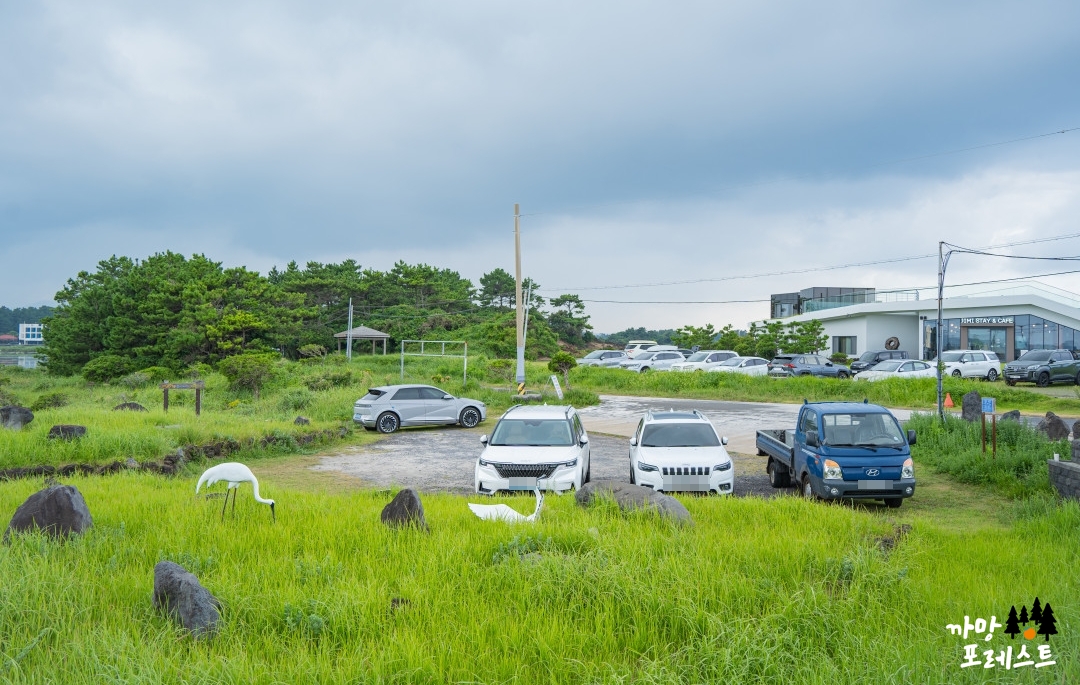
[629,410,734,495]
[474,405,591,494]
[670,350,738,372]
[938,350,1001,381]
[624,340,659,359]
[620,350,685,373]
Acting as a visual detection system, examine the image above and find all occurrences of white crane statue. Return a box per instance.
[468,487,544,523]
[196,462,276,522]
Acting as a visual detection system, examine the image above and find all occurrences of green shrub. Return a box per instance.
[298,344,327,358]
[138,366,174,382]
[118,372,152,388]
[30,392,69,411]
[218,353,278,399]
[280,388,314,412]
[81,355,134,382]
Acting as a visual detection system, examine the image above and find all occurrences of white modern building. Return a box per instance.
[17,323,43,345]
[768,286,1080,361]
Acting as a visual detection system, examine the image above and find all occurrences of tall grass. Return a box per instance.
[908,413,1067,498]
[0,473,1075,683]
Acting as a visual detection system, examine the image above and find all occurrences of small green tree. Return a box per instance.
[218,352,278,399]
[671,323,717,349]
[787,319,829,354]
[715,324,741,351]
[547,351,577,389]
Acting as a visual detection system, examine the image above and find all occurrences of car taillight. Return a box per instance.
[786,363,795,368]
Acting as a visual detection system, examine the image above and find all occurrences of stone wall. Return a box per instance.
[1048,459,1080,501]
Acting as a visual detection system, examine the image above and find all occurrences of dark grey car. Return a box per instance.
[353,384,487,433]
[767,355,851,379]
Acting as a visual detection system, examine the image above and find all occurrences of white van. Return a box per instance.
[624,340,659,359]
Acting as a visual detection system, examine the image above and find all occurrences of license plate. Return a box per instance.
[662,475,711,491]
[508,477,538,490]
[858,480,890,489]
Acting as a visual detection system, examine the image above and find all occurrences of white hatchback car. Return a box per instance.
[853,359,936,382]
[706,356,770,376]
[474,405,591,494]
[938,350,1001,381]
[620,350,685,373]
[669,350,739,372]
[629,410,734,495]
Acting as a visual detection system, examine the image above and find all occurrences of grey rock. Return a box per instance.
[380,488,428,530]
[1001,409,1022,422]
[4,484,93,543]
[0,406,34,430]
[47,425,86,440]
[125,457,140,469]
[1073,420,1080,440]
[113,402,148,412]
[961,391,982,422]
[293,416,310,426]
[152,561,221,639]
[575,480,693,525]
[1037,412,1070,441]
[1072,439,1080,462]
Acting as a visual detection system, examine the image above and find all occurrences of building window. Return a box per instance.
[832,336,857,355]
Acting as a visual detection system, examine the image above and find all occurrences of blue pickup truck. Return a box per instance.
[756,401,916,508]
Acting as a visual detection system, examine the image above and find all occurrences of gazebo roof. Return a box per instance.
[334,325,390,340]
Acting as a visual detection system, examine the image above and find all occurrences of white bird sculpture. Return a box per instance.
[195,462,275,522]
[468,488,544,523]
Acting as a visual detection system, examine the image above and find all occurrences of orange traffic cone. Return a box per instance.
[944,393,954,408]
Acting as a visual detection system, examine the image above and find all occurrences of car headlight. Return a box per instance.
[637,461,658,473]
[823,459,843,480]
[902,458,914,479]
[713,461,732,471]
[559,458,578,468]
[478,458,490,467]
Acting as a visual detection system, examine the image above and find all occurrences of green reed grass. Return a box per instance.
[0,473,1075,683]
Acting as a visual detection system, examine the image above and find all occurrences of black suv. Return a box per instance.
[850,350,910,374]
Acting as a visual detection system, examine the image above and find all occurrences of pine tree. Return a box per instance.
[1038,603,1057,642]
[1031,597,1043,626]
[1019,605,1029,624]
[1004,606,1021,639]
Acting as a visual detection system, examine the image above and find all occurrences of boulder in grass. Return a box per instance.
[961,391,982,422]
[0,406,34,430]
[575,480,693,526]
[153,561,221,639]
[3,484,93,543]
[1001,410,1021,422]
[1037,412,1070,441]
[1072,439,1080,462]
[380,488,428,531]
[113,402,148,412]
[47,425,86,440]
[1073,420,1080,440]
[294,416,310,426]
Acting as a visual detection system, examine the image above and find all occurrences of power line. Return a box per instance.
[542,231,1080,292]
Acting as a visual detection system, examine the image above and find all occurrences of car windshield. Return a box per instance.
[718,357,743,367]
[858,351,879,362]
[635,352,657,360]
[940,352,964,362]
[490,419,574,446]
[874,361,903,372]
[359,390,384,402]
[687,352,710,362]
[641,423,720,447]
[1018,350,1053,362]
[582,351,606,359]
[771,357,794,364]
[821,413,905,447]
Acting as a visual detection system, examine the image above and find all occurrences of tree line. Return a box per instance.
[0,306,53,336]
[41,253,595,376]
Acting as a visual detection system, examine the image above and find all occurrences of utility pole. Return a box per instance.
[936,242,945,421]
[346,297,354,362]
[514,203,526,393]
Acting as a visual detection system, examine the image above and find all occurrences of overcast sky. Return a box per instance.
[2,1,1079,332]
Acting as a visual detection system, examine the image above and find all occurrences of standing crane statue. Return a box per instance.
[467,487,544,523]
[196,462,276,522]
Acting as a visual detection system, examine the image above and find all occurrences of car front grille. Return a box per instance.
[492,463,560,479]
[662,466,710,476]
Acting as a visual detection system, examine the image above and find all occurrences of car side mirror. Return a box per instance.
[805,430,820,448]
[721,436,729,446]
[629,437,637,446]
[579,435,589,445]
[443,394,454,400]
[825,362,833,366]
[907,430,916,445]
[479,435,488,445]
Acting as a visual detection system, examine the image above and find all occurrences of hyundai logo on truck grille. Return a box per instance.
[865,468,880,476]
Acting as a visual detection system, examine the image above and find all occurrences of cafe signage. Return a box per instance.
[960,316,1014,325]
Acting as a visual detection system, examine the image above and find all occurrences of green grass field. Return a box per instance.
[1,359,1077,682]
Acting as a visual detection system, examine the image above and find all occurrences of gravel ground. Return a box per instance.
[313,427,789,498]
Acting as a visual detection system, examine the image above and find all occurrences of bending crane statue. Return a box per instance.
[468,487,544,523]
[196,462,276,522]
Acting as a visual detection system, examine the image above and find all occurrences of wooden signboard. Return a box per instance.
[160,381,205,415]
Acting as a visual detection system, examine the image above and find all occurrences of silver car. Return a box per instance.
[353,384,487,433]
[620,350,686,373]
[577,350,628,367]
